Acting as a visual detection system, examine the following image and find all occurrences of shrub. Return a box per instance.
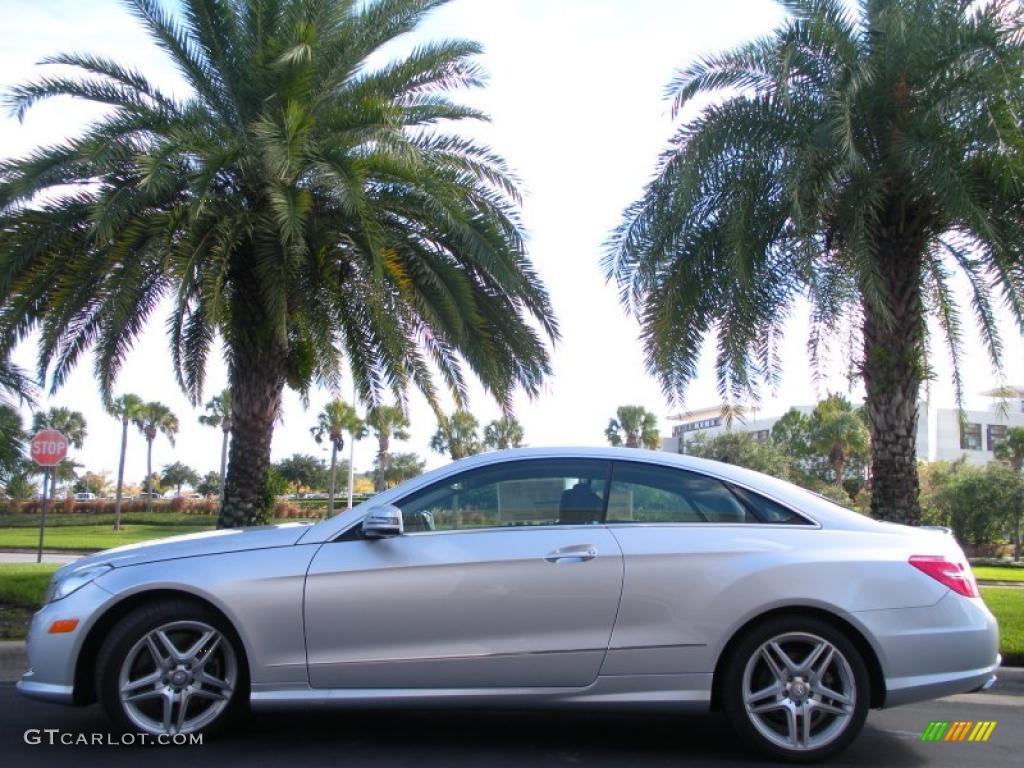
[274,501,301,519]
[169,496,186,512]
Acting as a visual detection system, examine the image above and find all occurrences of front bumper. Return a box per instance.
[854,591,1001,708]
[16,580,112,706]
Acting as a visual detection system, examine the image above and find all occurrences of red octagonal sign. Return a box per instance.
[30,429,68,467]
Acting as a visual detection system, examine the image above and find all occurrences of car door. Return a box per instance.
[304,458,623,689]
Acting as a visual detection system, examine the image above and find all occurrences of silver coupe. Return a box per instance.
[18,447,999,761]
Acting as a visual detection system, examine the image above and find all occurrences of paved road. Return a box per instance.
[0,683,1020,767]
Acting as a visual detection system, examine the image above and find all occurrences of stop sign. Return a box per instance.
[30,429,68,467]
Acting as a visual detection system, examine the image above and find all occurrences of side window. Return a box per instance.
[606,462,755,524]
[728,485,811,524]
[397,459,611,532]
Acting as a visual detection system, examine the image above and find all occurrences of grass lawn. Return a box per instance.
[981,587,1024,667]
[973,565,1024,583]
[0,524,212,552]
[0,563,59,640]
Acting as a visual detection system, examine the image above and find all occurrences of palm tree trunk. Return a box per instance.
[219,338,286,528]
[862,244,925,524]
[145,438,153,514]
[375,434,389,492]
[328,443,337,518]
[218,427,229,508]
[113,417,128,531]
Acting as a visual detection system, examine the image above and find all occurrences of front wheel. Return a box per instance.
[721,615,869,762]
[96,599,244,736]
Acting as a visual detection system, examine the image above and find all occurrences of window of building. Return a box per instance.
[987,424,1008,451]
[674,417,722,436]
[752,429,770,444]
[960,423,982,450]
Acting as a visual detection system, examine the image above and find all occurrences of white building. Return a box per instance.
[661,387,1024,467]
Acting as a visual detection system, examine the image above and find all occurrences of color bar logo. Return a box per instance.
[921,721,997,742]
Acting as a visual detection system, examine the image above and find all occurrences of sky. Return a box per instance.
[2,0,1023,489]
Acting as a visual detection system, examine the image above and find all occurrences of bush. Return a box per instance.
[274,501,302,519]
[169,496,186,512]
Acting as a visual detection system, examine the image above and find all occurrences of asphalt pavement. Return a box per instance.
[0,680,1020,768]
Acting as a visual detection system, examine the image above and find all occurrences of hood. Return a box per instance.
[61,522,313,574]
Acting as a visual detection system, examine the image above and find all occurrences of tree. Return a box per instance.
[807,394,870,487]
[275,454,329,500]
[606,0,1024,524]
[0,404,25,485]
[929,462,1022,548]
[132,402,178,511]
[605,406,660,449]
[31,407,86,448]
[994,427,1024,473]
[311,399,365,516]
[430,411,483,460]
[1,0,558,529]
[374,451,426,490]
[198,390,231,508]
[139,472,164,495]
[106,393,143,530]
[161,461,200,496]
[994,426,1024,559]
[685,431,792,480]
[196,471,221,498]
[75,471,111,497]
[483,416,525,450]
[365,405,410,492]
[5,470,36,501]
[31,407,87,496]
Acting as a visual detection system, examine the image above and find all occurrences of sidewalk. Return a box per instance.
[0,551,82,564]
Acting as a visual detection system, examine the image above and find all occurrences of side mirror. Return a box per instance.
[362,504,404,539]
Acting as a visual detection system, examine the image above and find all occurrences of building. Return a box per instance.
[662,387,1024,466]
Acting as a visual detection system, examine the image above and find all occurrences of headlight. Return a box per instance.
[45,563,113,603]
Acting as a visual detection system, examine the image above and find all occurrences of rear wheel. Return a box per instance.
[96,599,244,736]
[721,615,869,762]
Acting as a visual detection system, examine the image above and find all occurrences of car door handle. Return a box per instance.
[544,545,598,564]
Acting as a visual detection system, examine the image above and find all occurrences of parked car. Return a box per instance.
[135,492,162,500]
[72,492,97,501]
[18,448,998,760]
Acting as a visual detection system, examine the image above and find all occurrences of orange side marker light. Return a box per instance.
[47,619,79,634]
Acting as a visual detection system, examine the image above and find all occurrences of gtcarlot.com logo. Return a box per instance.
[920,721,997,742]
[24,729,203,746]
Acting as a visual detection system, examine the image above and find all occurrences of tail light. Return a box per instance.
[909,555,979,598]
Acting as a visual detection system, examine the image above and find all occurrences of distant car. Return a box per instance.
[187,494,203,500]
[135,492,162,500]
[72,492,97,501]
[19,448,998,761]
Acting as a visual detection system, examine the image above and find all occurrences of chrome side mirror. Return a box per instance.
[362,504,404,539]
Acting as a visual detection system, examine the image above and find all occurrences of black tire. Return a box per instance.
[721,615,870,763]
[96,598,247,737]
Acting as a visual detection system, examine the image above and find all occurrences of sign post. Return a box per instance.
[30,429,68,564]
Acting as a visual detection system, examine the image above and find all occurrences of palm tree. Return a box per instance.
[364,405,410,492]
[483,415,525,450]
[430,410,482,460]
[106,393,143,530]
[198,389,232,506]
[606,0,1024,524]
[132,402,178,512]
[311,399,365,516]
[0,0,558,528]
[808,394,870,487]
[605,406,660,449]
[161,461,200,496]
[31,407,87,497]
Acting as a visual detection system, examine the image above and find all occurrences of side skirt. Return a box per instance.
[249,673,713,713]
